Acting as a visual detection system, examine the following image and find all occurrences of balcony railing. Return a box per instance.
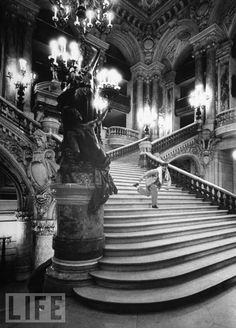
[145,153,236,213]
[215,108,236,128]
[0,96,41,135]
[151,122,199,154]
[106,126,139,140]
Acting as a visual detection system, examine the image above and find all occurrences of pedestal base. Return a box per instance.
[44,256,101,295]
[44,183,105,295]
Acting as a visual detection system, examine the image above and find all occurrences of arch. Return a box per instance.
[153,19,199,65]
[168,153,203,177]
[229,13,236,39]
[106,27,144,65]
[0,145,33,212]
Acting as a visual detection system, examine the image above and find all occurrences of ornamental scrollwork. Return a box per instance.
[27,129,59,219]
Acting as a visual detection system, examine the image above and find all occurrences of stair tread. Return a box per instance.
[92,248,236,281]
[74,262,236,304]
[101,235,236,265]
[105,227,236,250]
[104,205,219,213]
[104,214,236,228]
[105,210,228,219]
[106,220,236,238]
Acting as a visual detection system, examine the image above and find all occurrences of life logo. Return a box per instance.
[5,293,65,323]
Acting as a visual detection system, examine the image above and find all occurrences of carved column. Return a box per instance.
[152,75,159,138]
[216,41,233,114]
[194,49,204,89]
[15,211,32,281]
[190,24,225,130]
[164,71,176,134]
[205,44,217,128]
[27,130,59,269]
[136,74,144,131]
[131,61,164,134]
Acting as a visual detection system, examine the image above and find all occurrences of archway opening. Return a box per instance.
[0,165,18,282]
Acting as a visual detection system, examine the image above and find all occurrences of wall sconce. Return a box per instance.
[189,85,208,131]
[7,58,36,111]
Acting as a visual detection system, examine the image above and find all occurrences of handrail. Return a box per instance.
[216,107,236,128]
[107,136,149,161]
[151,122,198,154]
[145,152,236,213]
[0,96,41,134]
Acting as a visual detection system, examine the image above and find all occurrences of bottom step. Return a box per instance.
[74,262,236,312]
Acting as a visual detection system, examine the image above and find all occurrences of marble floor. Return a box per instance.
[1,281,236,328]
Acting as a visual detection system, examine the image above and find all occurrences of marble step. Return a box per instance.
[73,262,236,311]
[104,205,219,217]
[104,214,235,232]
[104,227,236,257]
[91,248,236,289]
[105,220,236,244]
[116,187,191,195]
[104,210,228,223]
[109,193,199,200]
[106,199,211,206]
[100,235,236,271]
[105,202,213,209]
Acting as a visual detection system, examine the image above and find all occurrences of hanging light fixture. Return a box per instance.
[50,0,114,36]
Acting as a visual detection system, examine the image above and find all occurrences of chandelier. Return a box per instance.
[50,0,114,35]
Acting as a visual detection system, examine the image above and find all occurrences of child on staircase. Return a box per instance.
[133,162,171,208]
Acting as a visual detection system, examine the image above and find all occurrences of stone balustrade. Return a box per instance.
[216,108,236,127]
[215,108,236,138]
[145,153,236,213]
[151,122,199,154]
[106,126,139,148]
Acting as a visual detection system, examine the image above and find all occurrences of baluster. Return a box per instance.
[212,188,219,205]
[219,191,225,209]
[202,183,208,201]
[230,197,236,213]
[225,194,230,212]
[195,181,202,198]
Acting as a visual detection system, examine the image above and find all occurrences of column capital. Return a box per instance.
[190,24,226,54]
[131,61,164,80]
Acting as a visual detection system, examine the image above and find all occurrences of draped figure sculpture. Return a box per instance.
[57,46,117,213]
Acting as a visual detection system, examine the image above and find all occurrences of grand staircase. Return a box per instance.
[74,154,236,311]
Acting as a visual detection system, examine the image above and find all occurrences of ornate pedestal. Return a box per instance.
[44,183,104,295]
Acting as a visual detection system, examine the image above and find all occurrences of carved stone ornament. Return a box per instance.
[15,211,31,222]
[28,130,59,219]
[32,219,55,236]
[0,124,33,167]
[189,129,221,169]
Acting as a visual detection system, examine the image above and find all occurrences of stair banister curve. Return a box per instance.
[145,152,236,214]
[0,95,41,134]
[151,122,199,154]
